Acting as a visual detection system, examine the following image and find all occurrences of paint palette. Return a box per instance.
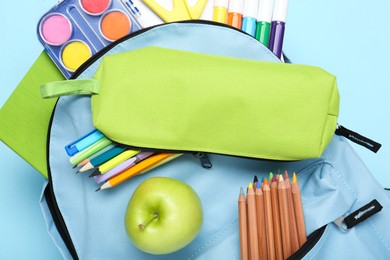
[37,0,142,78]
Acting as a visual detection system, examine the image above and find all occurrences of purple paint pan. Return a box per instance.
[39,13,73,46]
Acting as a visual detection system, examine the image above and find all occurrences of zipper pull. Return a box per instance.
[193,152,212,169]
[333,199,383,232]
[335,125,382,153]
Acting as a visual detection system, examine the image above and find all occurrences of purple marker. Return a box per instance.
[268,0,288,59]
[94,152,154,184]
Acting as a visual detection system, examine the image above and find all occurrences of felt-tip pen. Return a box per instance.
[213,0,229,24]
[242,0,259,37]
[227,0,244,29]
[255,0,274,47]
[121,0,153,28]
[268,0,288,59]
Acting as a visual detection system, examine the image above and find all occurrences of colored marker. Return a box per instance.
[65,129,104,156]
[94,151,154,184]
[69,137,113,165]
[77,146,126,173]
[227,0,244,29]
[242,0,259,37]
[255,0,274,46]
[121,0,154,28]
[268,0,288,59]
[213,0,229,24]
[73,143,116,168]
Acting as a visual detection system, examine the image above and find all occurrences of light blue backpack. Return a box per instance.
[40,21,390,259]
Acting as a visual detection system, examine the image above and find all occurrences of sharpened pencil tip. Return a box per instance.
[89,171,100,177]
[72,164,77,169]
[292,172,297,184]
[240,187,244,195]
[95,187,101,192]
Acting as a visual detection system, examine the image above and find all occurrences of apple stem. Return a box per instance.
[138,212,159,230]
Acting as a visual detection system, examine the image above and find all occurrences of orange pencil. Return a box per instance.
[270,176,283,260]
[238,187,249,260]
[285,171,300,253]
[96,153,178,191]
[292,173,307,246]
[255,182,268,260]
[247,183,259,260]
[278,175,292,258]
[263,179,276,260]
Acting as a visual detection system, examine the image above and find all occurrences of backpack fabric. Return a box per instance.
[39,21,390,259]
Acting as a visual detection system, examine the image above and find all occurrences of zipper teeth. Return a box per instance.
[70,19,251,79]
[45,99,79,259]
[287,225,327,260]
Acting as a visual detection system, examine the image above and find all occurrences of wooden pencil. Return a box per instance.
[238,187,249,260]
[270,176,283,260]
[284,171,300,254]
[263,179,276,260]
[291,173,307,246]
[278,175,292,258]
[255,182,268,260]
[247,183,259,260]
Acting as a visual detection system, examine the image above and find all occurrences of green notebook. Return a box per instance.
[0,51,64,178]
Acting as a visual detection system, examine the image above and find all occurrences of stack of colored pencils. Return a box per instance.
[64,128,181,191]
[238,171,306,260]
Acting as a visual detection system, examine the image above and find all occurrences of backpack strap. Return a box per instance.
[41,79,100,99]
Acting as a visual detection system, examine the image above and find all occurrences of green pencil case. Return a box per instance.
[41,47,339,160]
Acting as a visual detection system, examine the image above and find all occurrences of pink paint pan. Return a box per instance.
[39,13,73,46]
[80,0,112,16]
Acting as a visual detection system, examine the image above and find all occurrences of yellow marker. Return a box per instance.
[61,41,91,71]
[213,0,228,24]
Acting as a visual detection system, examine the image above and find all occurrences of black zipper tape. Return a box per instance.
[287,225,327,260]
[335,125,381,153]
[45,100,79,259]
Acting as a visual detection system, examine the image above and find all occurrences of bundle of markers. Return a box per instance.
[238,171,306,260]
[65,129,181,191]
[213,0,288,59]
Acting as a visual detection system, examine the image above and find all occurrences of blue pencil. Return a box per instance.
[77,146,126,173]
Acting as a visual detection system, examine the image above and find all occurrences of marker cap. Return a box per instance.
[243,0,259,18]
[228,0,244,14]
[272,0,288,22]
[257,0,275,22]
[214,0,229,8]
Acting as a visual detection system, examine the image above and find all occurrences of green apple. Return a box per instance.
[124,177,203,254]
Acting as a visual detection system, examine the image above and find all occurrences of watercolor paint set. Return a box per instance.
[37,0,142,78]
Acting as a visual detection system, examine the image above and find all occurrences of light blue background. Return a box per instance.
[0,0,389,259]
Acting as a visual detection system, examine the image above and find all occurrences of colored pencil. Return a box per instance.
[74,143,116,168]
[278,175,291,258]
[93,152,155,184]
[78,146,126,173]
[292,172,307,246]
[238,187,249,260]
[96,153,178,191]
[262,179,276,260]
[284,171,300,253]
[90,149,140,176]
[255,182,268,260]
[270,176,283,260]
[247,183,259,260]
